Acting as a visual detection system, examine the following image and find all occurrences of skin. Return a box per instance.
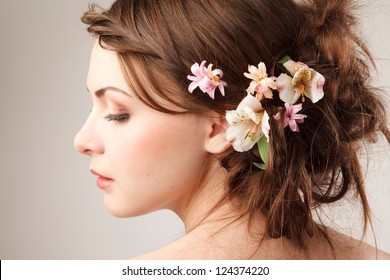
[74,42,390,260]
[74,42,231,223]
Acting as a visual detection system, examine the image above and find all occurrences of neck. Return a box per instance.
[173,160,269,254]
[155,159,304,259]
[176,159,232,232]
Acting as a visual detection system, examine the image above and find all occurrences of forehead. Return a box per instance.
[86,41,188,113]
[87,41,130,92]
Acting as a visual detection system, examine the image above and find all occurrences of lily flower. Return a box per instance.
[244,62,276,100]
[261,110,270,140]
[276,60,325,104]
[275,103,307,132]
[226,93,269,152]
[187,61,227,99]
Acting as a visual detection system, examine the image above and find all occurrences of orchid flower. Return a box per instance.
[187,61,227,99]
[226,93,269,152]
[244,62,276,100]
[275,103,307,132]
[276,60,325,104]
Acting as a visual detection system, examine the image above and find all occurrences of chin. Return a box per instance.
[107,209,131,218]
[103,198,153,218]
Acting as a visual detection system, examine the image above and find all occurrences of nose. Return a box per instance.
[74,116,104,156]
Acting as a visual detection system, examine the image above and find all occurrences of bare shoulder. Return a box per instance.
[129,236,201,260]
[130,245,207,260]
[129,227,390,260]
[324,229,390,260]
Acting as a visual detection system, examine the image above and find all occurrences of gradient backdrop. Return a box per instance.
[0,0,389,259]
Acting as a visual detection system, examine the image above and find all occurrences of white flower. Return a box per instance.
[261,110,270,140]
[244,62,276,100]
[276,60,325,104]
[225,93,269,152]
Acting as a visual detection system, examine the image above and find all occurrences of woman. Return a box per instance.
[74,0,390,259]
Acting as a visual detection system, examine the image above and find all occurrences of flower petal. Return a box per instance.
[262,88,273,99]
[246,81,258,95]
[226,121,250,141]
[304,70,325,103]
[264,77,277,90]
[212,68,224,78]
[288,119,299,132]
[206,87,216,99]
[276,74,295,103]
[199,60,207,70]
[188,81,199,93]
[198,76,213,93]
[237,93,263,114]
[243,106,262,124]
[226,122,260,152]
[291,103,303,114]
[247,64,258,76]
[261,111,270,140]
[258,62,267,77]
[283,60,297,75]
[226,110,243,125]
[190,62,200,76]
[218,82,226,96]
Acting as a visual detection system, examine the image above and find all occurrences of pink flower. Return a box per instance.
[275,103,307,132]
[244,62,276,100]
[276,60,325,104]
[187,61,227,99]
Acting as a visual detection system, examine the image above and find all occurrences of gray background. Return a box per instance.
[0,0,389,259]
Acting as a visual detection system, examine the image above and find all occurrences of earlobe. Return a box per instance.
[204,114,232,154]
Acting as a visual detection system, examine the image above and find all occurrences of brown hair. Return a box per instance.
[81,0,389,248]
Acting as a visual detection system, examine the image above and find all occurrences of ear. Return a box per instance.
[204,114,232,154]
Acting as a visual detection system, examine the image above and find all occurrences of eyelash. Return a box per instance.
[104,113,130,124]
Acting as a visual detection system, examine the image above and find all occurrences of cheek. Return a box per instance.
[117,118,186,173]
[107,115,207,215]
[120,114,205,168]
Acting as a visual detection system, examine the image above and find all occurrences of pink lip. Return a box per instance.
[90,169,113,190]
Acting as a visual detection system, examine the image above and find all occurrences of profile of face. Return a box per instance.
[74,42,216,218]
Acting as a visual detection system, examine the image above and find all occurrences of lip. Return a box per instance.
[90,169,114,190]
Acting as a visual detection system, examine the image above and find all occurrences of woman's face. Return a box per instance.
[74,42,211,217]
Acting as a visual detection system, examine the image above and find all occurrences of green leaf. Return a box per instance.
[257,135,269,164]
[278,55,292,65]
[253,162,266,170]
[277,55,292,74]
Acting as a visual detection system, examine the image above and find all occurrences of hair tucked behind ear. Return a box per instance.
[82,0,389,250]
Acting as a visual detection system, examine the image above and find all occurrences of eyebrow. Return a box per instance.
[87,86,132,98]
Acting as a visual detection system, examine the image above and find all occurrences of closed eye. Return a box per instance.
[104,113,130,124]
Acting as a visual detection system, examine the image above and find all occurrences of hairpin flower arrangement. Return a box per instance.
[225,93,270,152]
[188,56,325,169]
[244,62,277,100]
[276,58,325,104]
[187,60,227,99]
